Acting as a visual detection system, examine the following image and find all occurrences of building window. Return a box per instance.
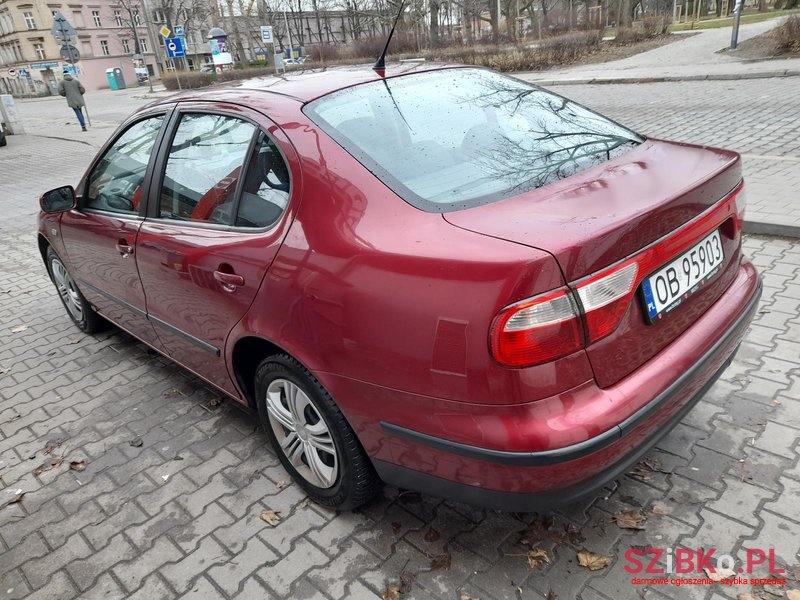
[121,38,130,53]
[34,43,45,59]
[133,10,141,25]
[153,9,166,22]
[139,37,147,52]
[114,10,122,26]
[23,11,36,30]
[92,10,101,26]
[100,40,109,55]
[81,40,92,56]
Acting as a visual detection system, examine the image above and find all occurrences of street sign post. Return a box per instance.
[7,68,18,78]
[165,37,185,58]
[174,26,185,37]
[51,12,79,64]
[59,45,80,61]
[260,26,273,43]
[160,26,171,38]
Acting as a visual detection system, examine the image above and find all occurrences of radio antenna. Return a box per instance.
[373,0,406,72]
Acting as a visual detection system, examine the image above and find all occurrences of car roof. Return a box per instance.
[159,62,464,106]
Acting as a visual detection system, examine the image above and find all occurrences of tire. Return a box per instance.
[46,247,104,333]
[254,354,381,510]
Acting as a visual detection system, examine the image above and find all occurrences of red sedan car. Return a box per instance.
[38,64,761,511]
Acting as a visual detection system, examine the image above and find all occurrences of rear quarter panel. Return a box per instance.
[231,111,595,406]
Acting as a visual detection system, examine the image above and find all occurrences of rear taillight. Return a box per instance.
[491,181,743,368]
[575,261,638,343]
[490,288,583,367]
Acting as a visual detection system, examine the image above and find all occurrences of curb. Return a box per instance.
[529,69,800,85]
[743,220,800,239]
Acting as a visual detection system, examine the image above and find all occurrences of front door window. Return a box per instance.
[86,115,165,214]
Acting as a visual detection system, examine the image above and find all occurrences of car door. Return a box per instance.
[135,103,299,396]
[59,108,172,349]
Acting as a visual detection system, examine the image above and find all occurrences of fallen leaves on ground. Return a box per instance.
[382,585,401,600]
[628,458,668,481]
[128,437,143,448]
[66,338,81,345]
[786,590,800,600]
[260,510,281,526]
[460,595,481,600]
[397,490,422,503]
[430,553,452,571]
[10,325,28,333]
[763,583,785,596]
[42,438,65,455]
[33,456,64,476]
[704,566,736,581]
[527,548,550,569]
[424,527,441,543]
[651,504,668,515]
[163,388,184,398]
[69,460,86,472]
[391,521,402,535]
[399,570,416,592]
[207,397,222,408]
[577,549,612,571]
[520,514,584,547]
[613,509,647,530]
[546,592,558,600]
[0,366,10,375]
[275,480,289,489]
[794,564,800,580]
[737,594,762,600]
[7,492,25,505]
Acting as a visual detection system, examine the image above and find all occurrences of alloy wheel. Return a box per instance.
[265,378,339,489]
[51,258,83,322]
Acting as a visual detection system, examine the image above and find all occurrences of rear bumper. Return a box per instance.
[369,260,761,510]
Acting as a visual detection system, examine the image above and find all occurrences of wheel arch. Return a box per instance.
[37,234,51,265]
[230,335,312,409]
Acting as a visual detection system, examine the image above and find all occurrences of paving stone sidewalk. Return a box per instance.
[1,82,799,600]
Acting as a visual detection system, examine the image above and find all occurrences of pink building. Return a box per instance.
[0,0,159,95]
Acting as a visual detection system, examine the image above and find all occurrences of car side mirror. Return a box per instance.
[40,186,77,213]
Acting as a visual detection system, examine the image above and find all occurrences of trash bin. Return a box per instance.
[112,67,127,90]
[105,68,119,90]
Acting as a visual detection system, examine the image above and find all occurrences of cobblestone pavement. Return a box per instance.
[1,83,799,600]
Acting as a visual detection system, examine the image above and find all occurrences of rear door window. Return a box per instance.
[304,68,642,212]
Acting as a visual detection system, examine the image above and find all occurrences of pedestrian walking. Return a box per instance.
[57,68,87,131]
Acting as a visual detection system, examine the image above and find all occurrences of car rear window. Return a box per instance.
[304,68,643,212]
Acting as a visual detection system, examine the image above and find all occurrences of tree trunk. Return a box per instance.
[620,0,632,27]
[429,0,440,42]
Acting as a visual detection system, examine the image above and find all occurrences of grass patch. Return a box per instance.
[670,8,800,30]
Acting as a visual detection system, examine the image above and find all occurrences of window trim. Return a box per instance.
[145,105,293,234]
[80,108,173,220]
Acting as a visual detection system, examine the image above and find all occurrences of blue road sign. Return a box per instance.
[174,26,185,36]
[165,37,185,58]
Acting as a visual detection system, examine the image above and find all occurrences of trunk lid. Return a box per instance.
[444,139,744,387]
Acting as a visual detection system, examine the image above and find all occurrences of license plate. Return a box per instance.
[640,229,724,322]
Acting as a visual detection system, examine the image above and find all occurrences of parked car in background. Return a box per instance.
[37,64,761,511]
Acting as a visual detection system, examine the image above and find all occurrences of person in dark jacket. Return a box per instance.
[57,69,87,131]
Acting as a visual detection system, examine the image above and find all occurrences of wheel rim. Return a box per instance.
[265,378,338,489]
[51,258,83,322]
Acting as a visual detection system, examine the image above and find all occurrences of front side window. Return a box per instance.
[305,68,642,212]
[158,113,255,225]
[86,115,165,214]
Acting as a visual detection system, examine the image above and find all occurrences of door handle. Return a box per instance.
[213,270,245,292]
[115,240,134,258]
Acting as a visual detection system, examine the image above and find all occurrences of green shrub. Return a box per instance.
[774,15,800,53]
